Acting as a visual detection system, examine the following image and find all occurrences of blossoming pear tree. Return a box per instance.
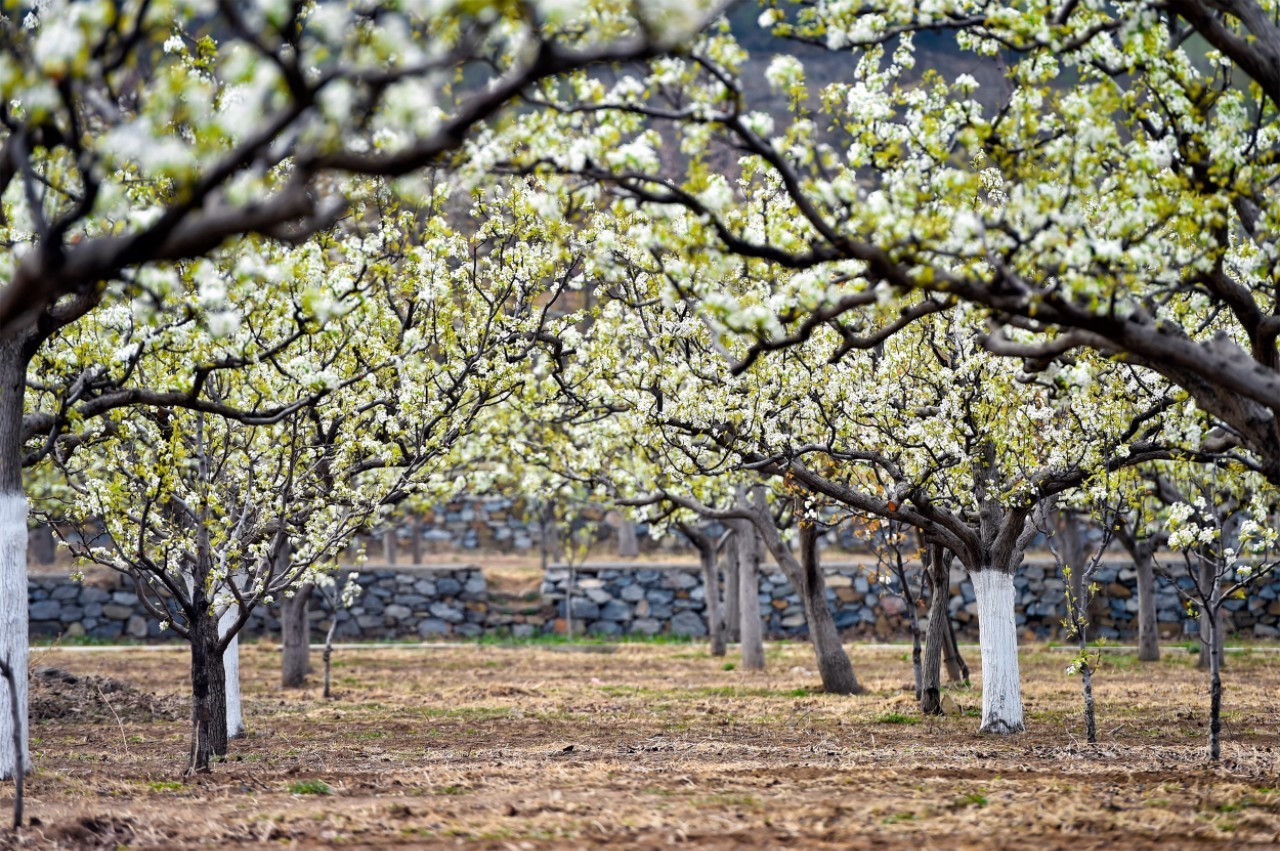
[556,208,1187,729]
[0,0,721,779]
[500,0,1280,488]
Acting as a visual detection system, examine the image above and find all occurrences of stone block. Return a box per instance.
[429,602,465,623]
[126,615,148,638]
[29,600,61,621]
[569,598,600,620]
[384,604,412,621]
[418,618,450,637]
[630,618,662,636]
[600,600,632,621]
[670,610,707,637]
[588,620,622,636]
[101,603,134,621]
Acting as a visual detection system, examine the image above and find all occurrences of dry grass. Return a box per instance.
[4,641,1280,849]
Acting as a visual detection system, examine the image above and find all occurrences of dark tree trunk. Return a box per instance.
[281,583,312,688]
[680,526,726,657]
[797,523,861,694]
[1134,543,1160,662]
[921,547,949,715]
[943,614,969,683]
[1208,602,1223,761]
[30,523,54,565]
[186,604,224,767]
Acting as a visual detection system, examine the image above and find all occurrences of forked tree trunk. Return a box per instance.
[921,547,949,715]
[0,338,30,780]
[735,521,765,672]
[220,605,245,739]
[795,523,861,694]
[281,583,312,689]
[971,570,1024,734]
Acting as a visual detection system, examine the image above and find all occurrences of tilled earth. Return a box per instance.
[3,640,1280,848]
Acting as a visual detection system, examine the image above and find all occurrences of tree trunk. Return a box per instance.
[1198,555,1223,670]
[219,605,244,739]
[411,514,423,565]
[0,338,30,780]
[187,612,219,773]
[281,583,312,689]
[30,523,54,565]
[943,613,969,683]
[971,570,1024,734]
[796,523,861,694]
[695,536,726,657]
[617,518,639,558]
[921,547,949,715]
[1057,512,1089,636]
[1208,602,1223,761]
[724,532,741,642]
[736,522,765,672]
[207,627,229,758]
[383,527,397,565]
[1134,543,1160,662]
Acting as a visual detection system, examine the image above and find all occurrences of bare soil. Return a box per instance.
[5,641,1280,849]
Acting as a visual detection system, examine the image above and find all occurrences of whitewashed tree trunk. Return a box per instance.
[219,605,244,739]
[0,337,30,779]
[971,570,1024,734]
[0,495,28,779]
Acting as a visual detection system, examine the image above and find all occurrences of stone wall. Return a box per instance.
[28,557,1280,643]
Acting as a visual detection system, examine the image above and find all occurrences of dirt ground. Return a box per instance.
[5,640,1280,849]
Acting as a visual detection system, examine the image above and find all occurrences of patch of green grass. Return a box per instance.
[435,784,469,795]
[693,794,761,809]
[417,706,512,722]
[953,792,988,808]
[288,779,332,795]
[722,662,736,671]
[147,780,183,792]
[875,712,919,725]
[882,812,918,824]
[1218,799,1253,813]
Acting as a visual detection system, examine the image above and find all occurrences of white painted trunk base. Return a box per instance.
[220,606,244,738]
[972,570,1024,734]
[0,495,29,778]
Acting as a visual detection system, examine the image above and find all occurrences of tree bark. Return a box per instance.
[724,532,741,642]
[971,570,1024,734]
[1134,542,1160,662]
[281,583,312,689]
[0,338,30,780]
[411,514,423,565]
[680,525,726,657]
[383,527,397,565]
[735,521,765,672]
[617,518,639,558]
[796,522,861,694]
[943,613,970,683]
[187,611,215,773]
[1198,555,1224,670]
[1057,512,1090,636]
[30,523,55,565]
[1208,601,1223,761]
[921,547,949,715]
